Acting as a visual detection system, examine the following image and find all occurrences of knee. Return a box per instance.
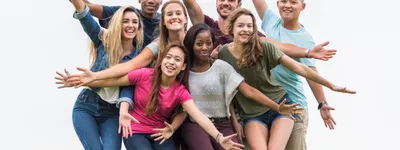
[248,142,267,150]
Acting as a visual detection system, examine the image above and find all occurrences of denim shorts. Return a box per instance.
[243,94,294,130]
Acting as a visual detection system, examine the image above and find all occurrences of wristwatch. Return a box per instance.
[318,101,328,110]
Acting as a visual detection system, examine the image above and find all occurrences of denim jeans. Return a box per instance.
[72,89,121,150]
[243,94,294,130]
[123,133,175,150]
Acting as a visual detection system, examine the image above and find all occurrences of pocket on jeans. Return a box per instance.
[75,93,88,104]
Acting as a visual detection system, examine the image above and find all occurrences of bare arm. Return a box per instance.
[306,67,327,104]
[252,0,269,19]
[94,48,154,80]
[237,82,279,111]
[261,37,307,58]
[71,0,86,13]
[182,100,220,139]
[183,0,204,24]
[88,74,131,87]
[170,111,188,131]
[279,55,334,89]
[81,0,104,19]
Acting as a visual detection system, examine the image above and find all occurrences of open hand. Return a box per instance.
[151,121,175,144]
[119,112,140,139]
[320,104,336,130]
[55,69,74,89]
[309,41,337,61]
[278,98,304,120]
[219,133,245,150]
[67,67,96,88]
[331,85,356,94]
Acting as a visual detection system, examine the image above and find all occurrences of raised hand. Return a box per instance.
[320,104,336,130]
[67,67,96,88]
[308,41,337,61]
[55,69,74,89]
[331,85,356,94]
[210,44,221,59]
[218,133,245,150]
[277,98,304,119]
[151,121,175,144]
[118,112,140,139]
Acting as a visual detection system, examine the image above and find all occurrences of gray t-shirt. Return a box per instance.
[218,42,287,119]
[189,60,244,119]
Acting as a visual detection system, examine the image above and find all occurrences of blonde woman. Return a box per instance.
[55,0,143,149]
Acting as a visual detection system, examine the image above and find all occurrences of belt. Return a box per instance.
[209,117,230,124]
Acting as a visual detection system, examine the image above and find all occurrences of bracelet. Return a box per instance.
[305,49,310,58]
[215,133,222,144]
[318,101,328,110]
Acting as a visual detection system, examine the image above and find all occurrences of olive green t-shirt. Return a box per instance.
[218,42,287,119]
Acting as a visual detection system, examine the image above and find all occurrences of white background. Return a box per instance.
[0,0,398,149]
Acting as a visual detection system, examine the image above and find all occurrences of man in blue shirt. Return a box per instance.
[252,0,337,150]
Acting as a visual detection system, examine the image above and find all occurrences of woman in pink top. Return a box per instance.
[66,42,244,150]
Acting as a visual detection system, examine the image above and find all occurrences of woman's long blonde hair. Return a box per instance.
[89,6,144,67]
[226,8,263,69]
[157,1,188,58]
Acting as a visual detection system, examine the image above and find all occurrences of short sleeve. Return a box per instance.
[217,60,243,105]
[177,87,192,104]
[263,42,285,69]
[127,68,147,85]
[145,42,160,56]
[260,8,281,35]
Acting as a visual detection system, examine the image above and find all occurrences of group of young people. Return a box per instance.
[55,0,356,150]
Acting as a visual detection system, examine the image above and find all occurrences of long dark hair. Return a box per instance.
[183,23,216,68]
[226,8,263,69]
[145,41,191,116]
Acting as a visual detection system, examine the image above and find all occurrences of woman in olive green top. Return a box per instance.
[217,8,356,150]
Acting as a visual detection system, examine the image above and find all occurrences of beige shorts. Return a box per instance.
[285,109,309,150]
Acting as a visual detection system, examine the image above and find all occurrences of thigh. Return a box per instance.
[123,134,153,150]
[244,121,268,150]
[268,117,294,150]
[152,137,176,150]
[213,121,238,150]
[72,105,102,150]
[99,114,122,150]
[285,109,308,150]
[181,121,214,150]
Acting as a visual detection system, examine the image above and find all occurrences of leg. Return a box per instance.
[72,105,103,150]
[123,134,153,150]
[268,117,294,150]
[244,121,268,150]
[285,109,309,150]
[212,120,238,150]
[99,113,122,150]
[152,135,176,150]
[181,120,215,150]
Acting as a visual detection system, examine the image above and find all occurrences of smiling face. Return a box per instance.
[121,11,140,40]
[216,0,241,19]
[193,31,213,62]
[163,3,187,32]
[232,14,254,44]
[161,47,187,78]
[139,0,162,17]
[277,0,305,22]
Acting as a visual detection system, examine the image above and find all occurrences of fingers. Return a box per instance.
[318,41,330,47]
[118,125,121,134]
[164,121,173,130]
[232,142,245,149]
[159,138,166,145]
[129,115,140,124]
[64,69,71,76]
[224,133,238,140]
[151,132,162,138]
[279,98,287,105]
[56,71,66,78]
[76,67,88,72]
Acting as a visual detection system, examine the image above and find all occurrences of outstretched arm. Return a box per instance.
[237,82,279,111]
[306,67,336,130]
[279,55,356,94]
[261,38,336,61]
[183,0,204,24]
[252,0,269,19]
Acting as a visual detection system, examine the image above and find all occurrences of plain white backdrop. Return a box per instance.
[0,0,398,149]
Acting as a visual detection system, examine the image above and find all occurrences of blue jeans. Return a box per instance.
[123,133,175,150]
[72,89,121,150]
[243,94,294,130]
